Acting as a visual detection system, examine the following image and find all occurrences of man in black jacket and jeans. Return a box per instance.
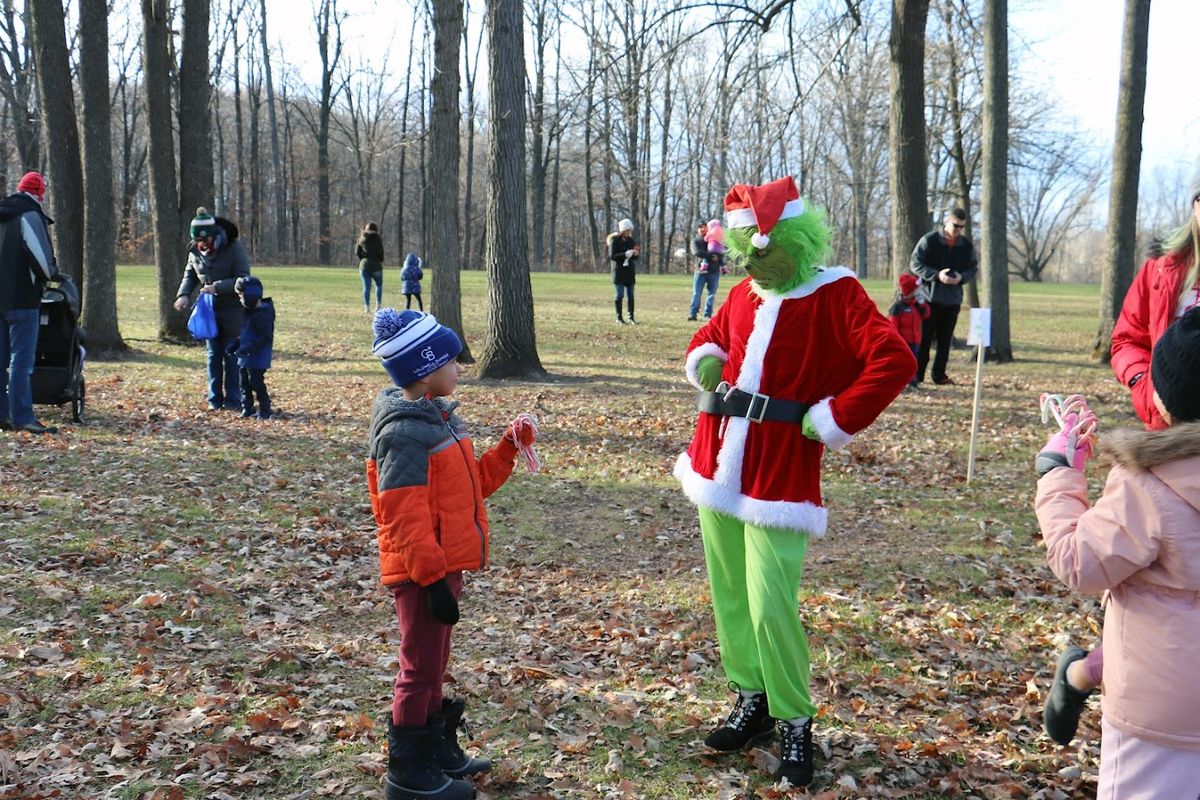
[909,208,977,386]
[0,171,59,434]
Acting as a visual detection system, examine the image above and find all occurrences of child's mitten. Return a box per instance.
[424,578,460,625]
[505,413,541,473]
[1036,394,1098,475]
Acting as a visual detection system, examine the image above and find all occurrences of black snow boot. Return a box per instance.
[432,699,491,778]
[704,690,774,751]
[774,718,814,788]
[385,718,475,800]
[615,300,626,324]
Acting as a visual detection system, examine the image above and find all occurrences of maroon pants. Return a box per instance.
[391,572,463,726]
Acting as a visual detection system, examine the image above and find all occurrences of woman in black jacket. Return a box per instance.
[357,222,385,313]
[608,218,640,324]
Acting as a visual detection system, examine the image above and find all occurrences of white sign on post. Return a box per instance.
[967,307,992,347]
[966,307,990,485]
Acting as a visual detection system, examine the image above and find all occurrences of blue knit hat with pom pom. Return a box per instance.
[372,308,462,387]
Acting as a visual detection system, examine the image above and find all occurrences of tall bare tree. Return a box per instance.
[887,0,930,280]
[427,0,470,359]
[0,0,37,171]
[259,0,287,259]
[78,0,125,352]
[311,0,343,265]
[142,0,187,339]
[478,0,543,378]
[1094,0,1152,362]
[28,0,83,287]
[980,0,1010,361]
[178,0,213,229]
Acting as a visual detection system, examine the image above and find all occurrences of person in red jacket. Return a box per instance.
[1043,183,1200,747]
[1112,184,1200,430]
[367,309,536,800]
[889,273,930,388]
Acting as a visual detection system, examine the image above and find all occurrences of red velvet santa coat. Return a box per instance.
[675,267,915,534]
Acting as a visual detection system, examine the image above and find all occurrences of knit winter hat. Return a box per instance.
[899,274,919,294]
[1151,308,1200,422]
[618,218,633,232]
[235,276,263,302]
[17,171,45,203]
[372,309,462,388]
[190,207,218,239]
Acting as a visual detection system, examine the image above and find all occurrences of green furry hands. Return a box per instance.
[801,411,819,441]
[697,356,725,391]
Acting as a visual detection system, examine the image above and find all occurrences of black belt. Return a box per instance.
[697,385,811,425]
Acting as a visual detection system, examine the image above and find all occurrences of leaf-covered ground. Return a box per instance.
[1,269,1121,799]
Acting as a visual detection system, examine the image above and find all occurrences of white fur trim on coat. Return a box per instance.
[808,396,852,450]
[675,453,827,535]
[685,343,728,390]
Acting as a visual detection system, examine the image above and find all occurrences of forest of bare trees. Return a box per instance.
[0,0,1165,359]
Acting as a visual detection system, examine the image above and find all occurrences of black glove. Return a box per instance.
[424,578,459,625]
[225,338,240,355]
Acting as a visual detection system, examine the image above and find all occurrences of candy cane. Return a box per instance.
[1039,393,1099,456]
[510,412,541,474]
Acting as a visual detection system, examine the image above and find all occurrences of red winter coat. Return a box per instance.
[1111,253,1192,430]
[888,297,930,345]
[675,269,914,534]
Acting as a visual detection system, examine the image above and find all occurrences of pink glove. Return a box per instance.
[1036,394,1098,475]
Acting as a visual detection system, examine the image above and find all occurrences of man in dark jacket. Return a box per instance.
[0,171,59,434]
[174,207,251,410]
[909,207,978,386]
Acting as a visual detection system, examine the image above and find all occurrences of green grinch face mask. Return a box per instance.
[742,243,799,292]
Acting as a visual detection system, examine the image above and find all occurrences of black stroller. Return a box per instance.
[31,275,86,423]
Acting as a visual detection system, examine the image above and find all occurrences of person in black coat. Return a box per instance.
[357,222,385,313]
[608,218,640,324]
[174,207,251,410]
[908,207,978,386]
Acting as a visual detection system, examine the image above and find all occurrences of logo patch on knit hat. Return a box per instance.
[372,309,462,387]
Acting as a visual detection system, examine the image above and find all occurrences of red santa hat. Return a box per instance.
[723,176,805,249]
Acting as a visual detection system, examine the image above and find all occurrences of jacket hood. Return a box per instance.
[369,388,458,446]
[1105,421,1200,470]
[0,192,41,223]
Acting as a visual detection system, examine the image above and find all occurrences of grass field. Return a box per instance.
[0,266,1122,799]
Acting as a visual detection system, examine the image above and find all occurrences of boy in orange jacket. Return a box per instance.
[367,309,535,800]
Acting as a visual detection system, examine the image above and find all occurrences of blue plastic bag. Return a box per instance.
[187,292,218,340]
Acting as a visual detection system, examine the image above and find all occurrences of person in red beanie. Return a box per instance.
[889,272,931,388]
[0,171,59,434]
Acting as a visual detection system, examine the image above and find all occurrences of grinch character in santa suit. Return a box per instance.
[675,177,914,786]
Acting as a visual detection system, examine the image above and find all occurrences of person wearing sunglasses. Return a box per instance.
[908,207,977,386]
[173,207,251,411]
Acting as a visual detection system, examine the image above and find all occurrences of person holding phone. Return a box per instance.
[909,207,977,386]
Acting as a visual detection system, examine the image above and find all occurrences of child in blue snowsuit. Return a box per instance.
[401,253,424,311]
[231,276,275,419]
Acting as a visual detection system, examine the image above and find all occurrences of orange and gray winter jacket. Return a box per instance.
[367,389,517,588]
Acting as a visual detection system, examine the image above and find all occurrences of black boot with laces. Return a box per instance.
[704,690,774,751]
[774,718,814,787]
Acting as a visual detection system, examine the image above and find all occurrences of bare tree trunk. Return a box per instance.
[397,13,417,261]
[142,0,187,339]
[583,42,600,264]
[887,0,930,281]
[178,0,213,231]
[461,15,483,271]
[528,1,548,271]
[478,0,543,378]
[314,0,342,265]
[1094,0,1151,362]
[28,0,83,287]
[77,0,125,353]
[427,0,470,360]
[981,0,1011,362]
[259,0,287,260]
[0,0,38,169]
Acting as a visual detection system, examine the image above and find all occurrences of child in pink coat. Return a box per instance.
[1034,308,1200,796]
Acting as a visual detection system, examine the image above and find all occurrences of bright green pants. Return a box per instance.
[699,507,816,720]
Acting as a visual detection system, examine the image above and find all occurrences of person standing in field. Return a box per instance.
[357,222,385,314]
[400,253,424,311]
[908,207,977,386]
[608,218,640,325]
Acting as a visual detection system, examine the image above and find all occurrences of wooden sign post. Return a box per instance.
[966,307,991,485]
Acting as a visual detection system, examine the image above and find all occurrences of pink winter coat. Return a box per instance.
[1035,422,1200,750]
